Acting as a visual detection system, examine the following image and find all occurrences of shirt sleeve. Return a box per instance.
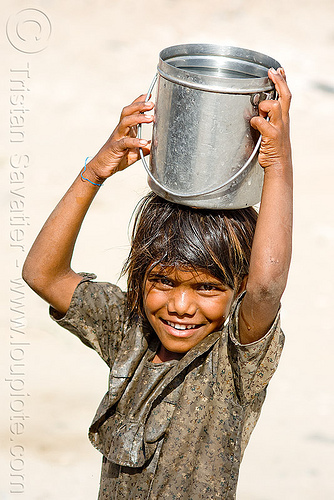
[49,273,127,367]
[227,292,285,405]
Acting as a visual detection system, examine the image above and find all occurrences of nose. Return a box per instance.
[167,288,197,317]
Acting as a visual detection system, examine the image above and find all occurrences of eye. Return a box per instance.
[147,275,174,289]
[197,282,226,293]
[159,277,173,287]
[198,283,218,291]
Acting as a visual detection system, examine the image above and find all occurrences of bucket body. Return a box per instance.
[146,44,280,209]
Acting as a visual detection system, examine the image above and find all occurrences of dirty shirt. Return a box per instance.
[50,275,284,499]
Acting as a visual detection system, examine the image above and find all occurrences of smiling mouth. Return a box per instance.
[161,319,201,331]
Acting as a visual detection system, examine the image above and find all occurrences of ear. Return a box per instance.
[237,275,248,296]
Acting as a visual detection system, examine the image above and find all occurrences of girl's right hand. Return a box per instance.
[85,95,154,183]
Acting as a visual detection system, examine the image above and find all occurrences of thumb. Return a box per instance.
[250,115,271,136]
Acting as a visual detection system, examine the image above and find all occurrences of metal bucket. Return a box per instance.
[140,44,280,209]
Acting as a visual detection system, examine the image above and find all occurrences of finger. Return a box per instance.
[116,136,149,152]
[251,99,283,135]
[116,112,154,137]
[277,67,286,81]
[257,99,283,125]
[131,94,151,104]
[140,142,151,157]
[250,115,273,136]
[268,68,292,116]
[120,98,154,120]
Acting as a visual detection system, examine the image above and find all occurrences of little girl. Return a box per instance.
[23,68,292,499]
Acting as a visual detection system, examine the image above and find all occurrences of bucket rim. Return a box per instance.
[158,43,281,94]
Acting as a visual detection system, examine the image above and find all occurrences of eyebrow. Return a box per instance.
[195,280,228,290]
[146,272,225,287]
[198,280,224,285]
[146,272,172,281]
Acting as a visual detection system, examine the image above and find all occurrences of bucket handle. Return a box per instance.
[138,74,267,199]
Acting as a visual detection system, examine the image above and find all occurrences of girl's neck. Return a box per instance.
[152,344,184,363]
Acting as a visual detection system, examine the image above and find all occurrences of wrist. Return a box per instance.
[262,153,292,175]
[82,157,110,186]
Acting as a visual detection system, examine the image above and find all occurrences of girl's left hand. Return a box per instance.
[87,95,154,182]
[250,68,292,170]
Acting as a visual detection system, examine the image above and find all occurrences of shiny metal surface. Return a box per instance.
[145,44,280,209]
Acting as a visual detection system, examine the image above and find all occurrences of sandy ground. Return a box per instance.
[1,0,334,498]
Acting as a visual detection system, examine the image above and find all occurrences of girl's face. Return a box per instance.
[143,265,236,362]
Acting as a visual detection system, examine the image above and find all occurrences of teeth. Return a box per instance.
[165,320,197,330]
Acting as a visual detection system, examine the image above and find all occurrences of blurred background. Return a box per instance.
[1,1,333,498]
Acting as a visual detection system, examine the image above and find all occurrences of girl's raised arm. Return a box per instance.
[238,69,293,344]
[22,97,154,316]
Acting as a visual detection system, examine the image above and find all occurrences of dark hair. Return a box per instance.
[122,192,258,320]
